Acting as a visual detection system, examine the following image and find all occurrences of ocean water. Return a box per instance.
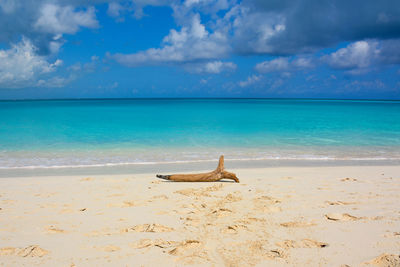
[1,99,400,171]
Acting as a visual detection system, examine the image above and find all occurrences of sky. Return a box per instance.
[0,0,400,99]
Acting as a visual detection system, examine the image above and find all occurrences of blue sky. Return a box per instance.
[0,0,400,99]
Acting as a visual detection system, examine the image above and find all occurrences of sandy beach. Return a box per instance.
[0,165,399,266]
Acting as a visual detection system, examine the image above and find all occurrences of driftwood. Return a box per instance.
[156,155,239,183]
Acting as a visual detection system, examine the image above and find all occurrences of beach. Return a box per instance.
[1,99,400,266]
[2,0,400,265]
[1,165,399,266]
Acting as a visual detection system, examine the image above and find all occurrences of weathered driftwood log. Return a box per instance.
[156,155,239,183]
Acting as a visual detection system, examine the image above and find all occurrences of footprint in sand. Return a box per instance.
[223,192,243,202]
[45,226,65,233]
[266,249,286,259]
[168,240,202,256]
[277,239,328,249]
[210,208,233,217]
[175,188,209,197]
[174,184,224,198]
[207,184,224,191]
[167,240,210,265]
[0,245,49,257]
[218,240,286,266]
[367,253,400,267]
[247,240,287,259]
[326,201,357,206]
[147,195,169,203]
[222,224,249,234]
[325,213,363,221]
[130,239,178,249]
[122,201,136,207]
[121,223,174,233]
[252,195,282,213]
[341,177,358,182]
[181,216,201,226]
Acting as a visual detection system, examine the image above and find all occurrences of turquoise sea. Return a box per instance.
[1,99,400,173]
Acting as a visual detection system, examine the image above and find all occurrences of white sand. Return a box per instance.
[0,166,399,266]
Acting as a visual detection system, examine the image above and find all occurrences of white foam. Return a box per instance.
[0,156,399,170]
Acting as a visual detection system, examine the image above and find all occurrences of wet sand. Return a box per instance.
[0,166,399,266]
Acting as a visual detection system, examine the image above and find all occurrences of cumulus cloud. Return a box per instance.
[3,0,399,90]
[35,4,98,34]
[176,0,230,19]
[107,1,124,17]
[0,0,99,55]
[255,58,289,73]
[36,75,75,88]
[238,74,261,87]
[255,57,314,73]
[0,0,102,89]
[234,0,400,55]
[343,79,387,93]
[325,39,400,74]
[185,61,236,73]
[325,41,378,70]
[0,38,63,88]
[110,14,229,66]
[109,0,400,71]
[255,38,400,76]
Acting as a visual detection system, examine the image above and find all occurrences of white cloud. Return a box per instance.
[292,57,313,68]
[110,14,229,67]
[255,56,314,73]
[344,79,386,92]
[238,74,261,87]
[230,6,287,54]
[185,61,236,73]
[36,75,74,88]
[0,0,101,56]
[255,57,289,73]
[0,38,63,88]
[324,39,400,74]
[232,0,400,55]
[181,0,230,13]
[107,1,123,17]
[325,41,379,70]
[35,3,98,35]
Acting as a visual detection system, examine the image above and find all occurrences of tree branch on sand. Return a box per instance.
[156,155,239,183]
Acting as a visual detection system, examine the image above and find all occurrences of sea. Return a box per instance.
[1,98,400,176]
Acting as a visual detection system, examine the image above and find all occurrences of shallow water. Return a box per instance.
[1,98,400,171]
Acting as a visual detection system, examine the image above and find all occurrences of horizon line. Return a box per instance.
[0,97,400,102]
